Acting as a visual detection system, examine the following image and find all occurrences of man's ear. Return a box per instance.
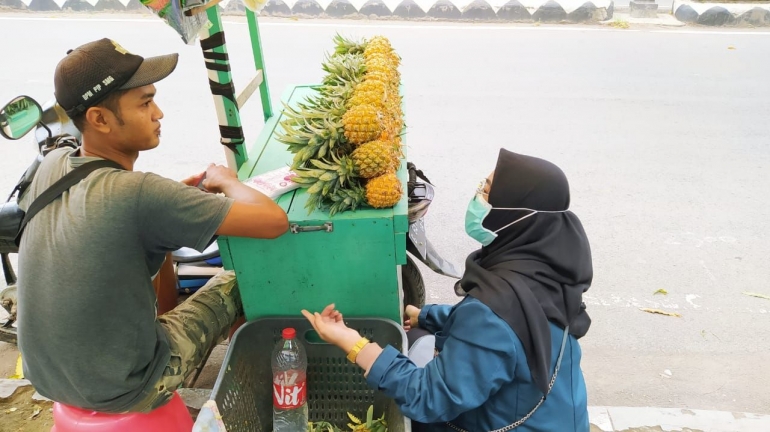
[84,107,112,134]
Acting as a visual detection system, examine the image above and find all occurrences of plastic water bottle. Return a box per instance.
[272,328,308,432]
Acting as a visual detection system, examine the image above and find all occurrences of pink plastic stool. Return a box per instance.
[51,391,193,432]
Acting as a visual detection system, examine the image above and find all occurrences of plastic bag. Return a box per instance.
[142,0,212,45]
[192,400,228,432]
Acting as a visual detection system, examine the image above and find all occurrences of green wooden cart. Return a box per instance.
[190,6,459,326]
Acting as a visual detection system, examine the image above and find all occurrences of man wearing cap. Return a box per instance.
[15,38,289,413]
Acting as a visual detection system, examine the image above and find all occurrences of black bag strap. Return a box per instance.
[18,159,123,236]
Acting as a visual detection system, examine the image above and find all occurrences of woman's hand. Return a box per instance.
[403,305,421,331]
[302,304,363,353]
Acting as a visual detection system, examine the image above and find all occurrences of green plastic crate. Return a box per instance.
[211,317,411,432]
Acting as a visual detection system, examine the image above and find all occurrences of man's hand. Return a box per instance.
[202,164,239,194]
[302,304,362,353]
[181,171,206,188]
[404,305,421,331]
[209,163,289,239]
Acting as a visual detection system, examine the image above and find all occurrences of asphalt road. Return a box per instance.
[0,14,769,414]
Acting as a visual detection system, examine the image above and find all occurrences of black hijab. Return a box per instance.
[458,148,593,395]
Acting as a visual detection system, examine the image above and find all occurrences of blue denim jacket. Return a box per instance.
[365,297,589,432]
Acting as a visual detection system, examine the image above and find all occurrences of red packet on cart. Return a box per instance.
[242,166,301,200]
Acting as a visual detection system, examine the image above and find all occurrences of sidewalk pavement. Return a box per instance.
[174,388,770,432]
[589,406,770,432]
[602,11,688,27]
[3,380,770,431]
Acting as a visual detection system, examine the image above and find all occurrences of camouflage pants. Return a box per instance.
[127,270,243,413]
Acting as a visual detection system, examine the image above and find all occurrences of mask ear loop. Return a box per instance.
[492,211,538,234]
[489,208,570,234]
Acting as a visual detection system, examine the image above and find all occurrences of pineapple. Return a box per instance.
[363,36,400,69]
[364,35,391,52]
[366,172,403,208]
[343,104,384,145]
[379,115,402,142]
[365,57,399,84]
[388,137,403,171]
[352,140,395,179]
[279,34,405,214]
[348,79,389,111]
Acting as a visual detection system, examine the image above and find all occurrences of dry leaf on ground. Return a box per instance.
[639,308,681,317]
[742,292,770,301]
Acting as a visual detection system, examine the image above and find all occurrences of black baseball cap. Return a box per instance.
[54,38,179,117]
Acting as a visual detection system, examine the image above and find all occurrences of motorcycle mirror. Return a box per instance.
[0,96,43,140]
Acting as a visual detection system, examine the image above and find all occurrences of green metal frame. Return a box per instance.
[201,7,273,171]
[246,10,273,122]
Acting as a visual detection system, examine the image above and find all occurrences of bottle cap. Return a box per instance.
[282,328,296,340]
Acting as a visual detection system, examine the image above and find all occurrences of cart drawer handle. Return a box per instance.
[290,222,333,234]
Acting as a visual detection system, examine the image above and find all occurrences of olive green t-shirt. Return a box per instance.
[17,148,233,412]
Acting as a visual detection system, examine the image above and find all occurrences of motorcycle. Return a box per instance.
[0,95,461,346]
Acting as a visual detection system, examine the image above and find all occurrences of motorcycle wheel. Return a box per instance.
[402,255,426,309]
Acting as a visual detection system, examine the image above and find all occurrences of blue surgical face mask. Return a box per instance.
[465,180,568,246]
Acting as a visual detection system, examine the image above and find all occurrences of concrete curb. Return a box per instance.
[672,0,770,26]
[0,0,615,22]
[589,406,770,432]
[603,10,687,26]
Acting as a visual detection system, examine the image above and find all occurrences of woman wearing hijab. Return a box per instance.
[302,148,593,432]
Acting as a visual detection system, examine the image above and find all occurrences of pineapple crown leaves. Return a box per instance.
[333,33,365,55]
[291,145,318,169]
[275,129,310,146]
[321,53,366,84]
[302,156,354,185]
[308,158,337,171]
[327,182,365,216]
[331,153,357,183]
[304,190,325,214]
[318,78,358,99]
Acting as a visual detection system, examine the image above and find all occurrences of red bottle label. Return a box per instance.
[273,371,307,409]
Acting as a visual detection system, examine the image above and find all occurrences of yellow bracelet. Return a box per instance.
[346,337,370,364]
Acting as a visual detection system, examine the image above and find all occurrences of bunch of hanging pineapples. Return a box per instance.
[277,34,405,215]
